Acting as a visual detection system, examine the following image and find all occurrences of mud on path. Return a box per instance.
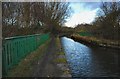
[31,37,64,77]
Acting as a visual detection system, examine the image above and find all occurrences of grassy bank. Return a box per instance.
[55,37,71,77]
[7,38,51,77]
[71,34,120,49]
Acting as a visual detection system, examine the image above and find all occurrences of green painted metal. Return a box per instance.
[2,33,49,76]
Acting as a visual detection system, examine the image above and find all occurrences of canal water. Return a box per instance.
[61,37,119,77]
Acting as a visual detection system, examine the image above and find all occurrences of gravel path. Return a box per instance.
[32,37,64,77]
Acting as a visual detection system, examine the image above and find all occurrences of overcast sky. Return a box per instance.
[65,2,102,27]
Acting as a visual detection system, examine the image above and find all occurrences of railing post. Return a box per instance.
[2,33,49,76]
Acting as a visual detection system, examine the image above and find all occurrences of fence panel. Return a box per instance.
[2,33,49,76]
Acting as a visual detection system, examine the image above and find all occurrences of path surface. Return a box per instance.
[32,37,63,77]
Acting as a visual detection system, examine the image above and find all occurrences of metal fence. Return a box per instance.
[2,33,49,76]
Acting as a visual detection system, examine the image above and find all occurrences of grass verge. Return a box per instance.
[7,38,51,77]
[72,34,120,49]
[56,52,65,55]
[54,36,71,77]
[54,58,67,63]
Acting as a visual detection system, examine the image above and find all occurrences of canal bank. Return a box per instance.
[54,37,72,77]
[31,36,71,77]
[71,34,120,49]
[7,37,71,77]
[61,37,119,77]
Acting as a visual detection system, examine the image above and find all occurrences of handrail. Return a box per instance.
[2,33,50,76]
[4,34,41,40]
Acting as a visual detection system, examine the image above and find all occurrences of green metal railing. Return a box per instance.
[2,33,49,76]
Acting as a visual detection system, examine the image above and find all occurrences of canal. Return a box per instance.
[61,37,119,77]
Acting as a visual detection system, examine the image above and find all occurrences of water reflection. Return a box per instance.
[61,37,119,77]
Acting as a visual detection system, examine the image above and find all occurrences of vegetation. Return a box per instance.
[56,52,65,55]
[55,37,71,76]
[72,34,120,47]
[2,2,71,37]
[55,37,66,64]
[54,58,67,63]
[7,39,51,77]
[2,2,120,40]
[2,2,71,77]
[74,2,120,41]
[92,2,120,40]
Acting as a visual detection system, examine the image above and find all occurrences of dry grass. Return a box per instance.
[55,37,66,63]
[54,58,67,63]
[56,36,62,49]
[73,34,120,46]
[56,52,65,55]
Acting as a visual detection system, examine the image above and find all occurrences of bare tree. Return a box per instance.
[2,2,71,37]
[92,2,120,40]
[43,2,71,35]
